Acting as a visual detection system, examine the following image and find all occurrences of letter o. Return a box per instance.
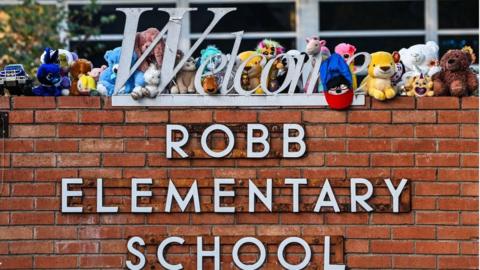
[201,124,235,158]
[232,237,266,270]
[277,237,311,270]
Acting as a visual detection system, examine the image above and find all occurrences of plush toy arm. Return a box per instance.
[432,72,448,96]
[466,71,479,94]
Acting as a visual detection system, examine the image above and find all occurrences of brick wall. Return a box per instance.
[0,96,478,269]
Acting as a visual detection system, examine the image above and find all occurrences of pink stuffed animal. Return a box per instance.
[305,37,330,60]
[134,28,165,72]
[88,65,107,82]
[335,43,358,88]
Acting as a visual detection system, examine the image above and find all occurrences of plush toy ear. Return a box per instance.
[104,50,113,66]
[392,51,401,63]
[426,41,439,52]
[348,44,357,54]
[305,38,310,43]
[319,40,326,46]
[51,50,59,64]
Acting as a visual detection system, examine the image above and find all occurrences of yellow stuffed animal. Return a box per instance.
[77,74,97,96]
[237,51,264,94]
[362,51,397,100]
[404,73,434,97]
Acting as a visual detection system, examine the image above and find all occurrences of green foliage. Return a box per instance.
[0,0,115,75]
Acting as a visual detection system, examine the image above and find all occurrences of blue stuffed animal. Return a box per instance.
[97,47,145,96]
[33,48,63,96]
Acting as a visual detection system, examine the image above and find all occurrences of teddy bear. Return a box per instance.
[134,28,165,72]
[237,51,264,94]
[88,65,107,82]
[404,73,434,97]
[398,41,441,85]
[335,43,358,89]
[256,39,286,91]
[131,63,160,100]
[361,51,397,101]
[69,59,93,96]
[171,57,196,94]
[432,48,478,97]
[33,48,63,96]
[96,47,145,96]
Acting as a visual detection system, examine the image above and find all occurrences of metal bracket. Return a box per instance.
[0,112,8,138]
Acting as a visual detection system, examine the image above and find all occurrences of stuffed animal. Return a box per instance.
[320,53,354,110]
[432,48,478,97]
[97,47,145,96]
[69,59,93,96]
[404,73,434,97]
[197,45,225,94]
[134,28,165,72]
[391,51,407,94]
[361,51,397,101]
[88,65,107,82]
[306,37,331,61]
[131,63,161,99]
[399,41,441,86]
[77,74,100,96]
[256,39,285,92]
[33,48,63,96]
[41,49,77,96]
[334,43,358,89]
[171,57,196,94]
[237,51,264,94]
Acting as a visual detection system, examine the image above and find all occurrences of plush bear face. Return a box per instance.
[335,43,357,61]
[407,74,432,97]
[238,51,263,78]
[399,41,439,73]
[70,59,93,79]
[440,49,471,72]
[368,52,395,79]
[144,64,161,85]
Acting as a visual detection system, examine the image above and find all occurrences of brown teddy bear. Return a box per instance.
[134,28,165,72]
[432,48,478,96]
[70,59,93,96]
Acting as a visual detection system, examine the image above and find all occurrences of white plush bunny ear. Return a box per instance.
[426,41,439,52]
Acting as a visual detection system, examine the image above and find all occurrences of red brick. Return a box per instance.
[392,255,436,269]
[371,154,414,166]
[12,154,55,167]
[0,255,33,269]
[371,97,415,109]
[415,183,459,196]
[416,241,459,254]
[103,153,146,167]
[371,124,414,137]
[325,153,369,166]
[258,110,301,123]
[13,96,55,109]
[461,96,479,109]
[438,111,478,123]
[11,212,54,225]
[348,255,392,268]
[416,212,459,225]
[34,256,78,269]
[35,227,77,239]
[392,226,435,239]
[35,110,78,123]
[55,241,99,254]
[392,139,436,152]
[460,124,478,138]
[437,226,478,240]
[371,240,414,253]
[104,125,146,137]
[10,241,53,254]
[58,124,101,137]
[80,111,124,123]
[438,139,478,152]
[170,110,211,123]
[9,110,34,123]
[346,226,390,239]
[11,125,56,137]
[416,153,459,167]
[0,96,10,109]
[215,110,257,122]
[438,168,478,181]
[438,256,478,269]
[0,140,34,152]
[417,97,460,109]
[57,96,101,108]
[57,154,101,167]
[12,183,55,196]
[416,124,459,138]
[348,139,391,152]
[303,110,346,123]
[348,111,391,123]
[392,110,436,123]
[35,140,78,152]
[79,139,123,152]
[0,227,33,240]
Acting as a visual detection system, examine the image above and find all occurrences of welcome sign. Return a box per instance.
[111,7,367,107]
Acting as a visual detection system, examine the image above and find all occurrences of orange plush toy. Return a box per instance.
[70,59,93,96]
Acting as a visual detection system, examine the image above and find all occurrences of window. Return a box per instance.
[438,0,478,29]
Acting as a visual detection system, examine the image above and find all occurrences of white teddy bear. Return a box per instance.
[131,63,160,100]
